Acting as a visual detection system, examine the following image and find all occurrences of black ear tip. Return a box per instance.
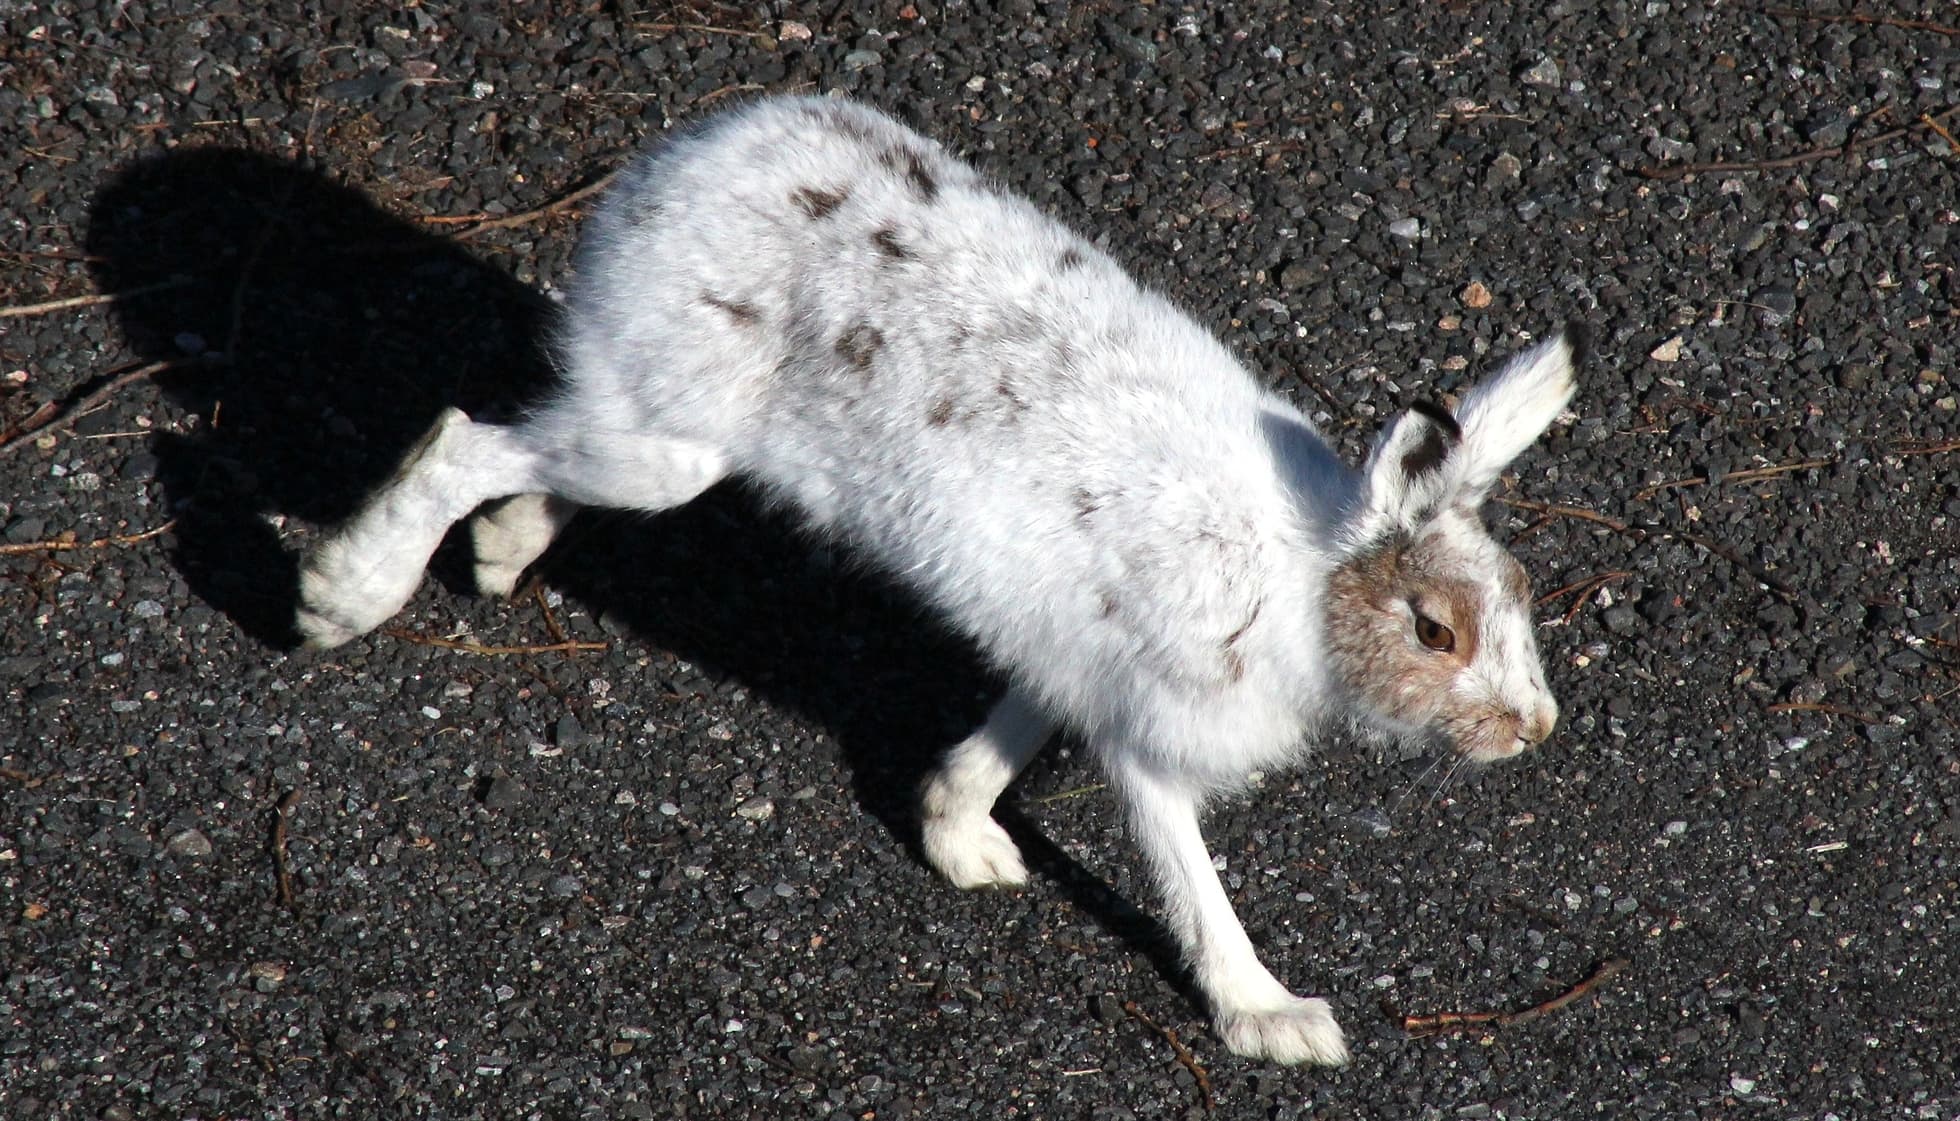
[1408,399,1462,439]
[1562,320,1593,368]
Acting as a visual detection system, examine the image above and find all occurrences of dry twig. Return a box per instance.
[0,277,190,319]
[532,584,570,645]
[1499,497,1798,601]
[1761,7,1960,38]
[1639,105,1960,179]
[1634,457,1833,500]
[1194,140,1307,162]
[1400,957,1629,1038]
[1,766,47,788]
[1535,571,1633,624]
[1766,701,1884,724]
[0,519,175,556]
[272,789,301,908]
[382,627,608,656]
[1898,437,1960,457]
[429,170,619,239]
[1925,113,1960,155]
[0,360,177,458]
[1122,1001,1215,1113]
[634,20,765,37]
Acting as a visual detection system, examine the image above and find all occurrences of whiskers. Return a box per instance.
[1388,748,1473,825]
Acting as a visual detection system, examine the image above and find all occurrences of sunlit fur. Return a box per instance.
[294,96,1578,1067]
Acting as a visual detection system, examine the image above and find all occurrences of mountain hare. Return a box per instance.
[297,96,1579,1066]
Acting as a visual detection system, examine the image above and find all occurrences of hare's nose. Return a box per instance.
[1520,702,1558,745]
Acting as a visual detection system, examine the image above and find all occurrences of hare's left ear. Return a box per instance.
[1443,327,1583,502]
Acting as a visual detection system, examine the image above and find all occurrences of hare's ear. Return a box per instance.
[1444,329,1583,502]
[1358,400,1462,535]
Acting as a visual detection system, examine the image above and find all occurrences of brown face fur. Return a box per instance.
[1326,530,1543,759]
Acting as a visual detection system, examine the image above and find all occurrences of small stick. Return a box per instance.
[693,82,767,108]
[1766,701,1884,724]
[532,584,569,645]
[1499,496,1629,533]
[0,360,176,458]
[1634,457,1833,500]
[1534,571,1632,624]
[0,519,175,556]
[1401,957,1629,1038]
[1761,7,1960,38]
[1924,113,1960,155]
[1122,1000,1215,1113]
[1499,497,1798,601]
[382,628,608,656]
[0,277,190,319]
[634,21,765,37]
[1896,437,1960,457]
[272,789,301,908]
[1,766,47,788]
[1639,105,1960,179]
[433,170,619,240]
[1194,140,1307,162]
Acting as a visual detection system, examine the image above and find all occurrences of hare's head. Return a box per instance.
[1325,331,1581,762]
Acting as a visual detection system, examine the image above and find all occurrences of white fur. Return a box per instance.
[296,96,1578,1066]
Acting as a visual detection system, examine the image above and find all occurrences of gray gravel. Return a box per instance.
[4,2,1958,1118]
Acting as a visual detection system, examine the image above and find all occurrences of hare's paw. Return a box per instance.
[1215,995,1349,1067]
[921,813,1028,890]
[294,535,416,648]
[472,494,569,597]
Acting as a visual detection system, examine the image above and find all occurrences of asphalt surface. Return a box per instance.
[3,2,1958,1118]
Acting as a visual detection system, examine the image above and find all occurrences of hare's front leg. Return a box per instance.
[1113,761,1350,1066]
[921,687,1055,889]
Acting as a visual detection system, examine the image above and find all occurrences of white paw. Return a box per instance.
[294,539,412,648]
[473,558,526,598]
[1215,995,1350,1066]
[921,813,1028,890]
[293,601,362,649]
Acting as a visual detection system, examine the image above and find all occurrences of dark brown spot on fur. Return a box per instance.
[872,226,912,260]
[1220,601,1264,684]
[792,185,848,219]
[835,323,884,370]
[927,398,954,427]
[1058,247,1084,270]
[1071,487,1101,520]
[1098,593,1119,618]
[907,155,939,200]
[881,146,939,201]
[994,379,1030,416]
[699,292,760,325]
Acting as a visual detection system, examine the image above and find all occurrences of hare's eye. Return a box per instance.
[1413,611,1456,653]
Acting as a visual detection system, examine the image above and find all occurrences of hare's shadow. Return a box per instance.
[85,146,1194,999]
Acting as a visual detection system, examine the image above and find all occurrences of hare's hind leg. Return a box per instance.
[298,408,729,648]
[921,687,1055,889]
[297,408,548,648]
[472,493,579,597]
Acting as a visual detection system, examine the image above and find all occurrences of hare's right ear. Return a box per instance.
[1444,329,1583,501]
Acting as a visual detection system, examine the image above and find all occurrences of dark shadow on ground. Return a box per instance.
[86,147,556,643]
[85,144,1187,1000]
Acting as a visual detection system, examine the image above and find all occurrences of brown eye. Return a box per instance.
[1414,612,1456,653]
